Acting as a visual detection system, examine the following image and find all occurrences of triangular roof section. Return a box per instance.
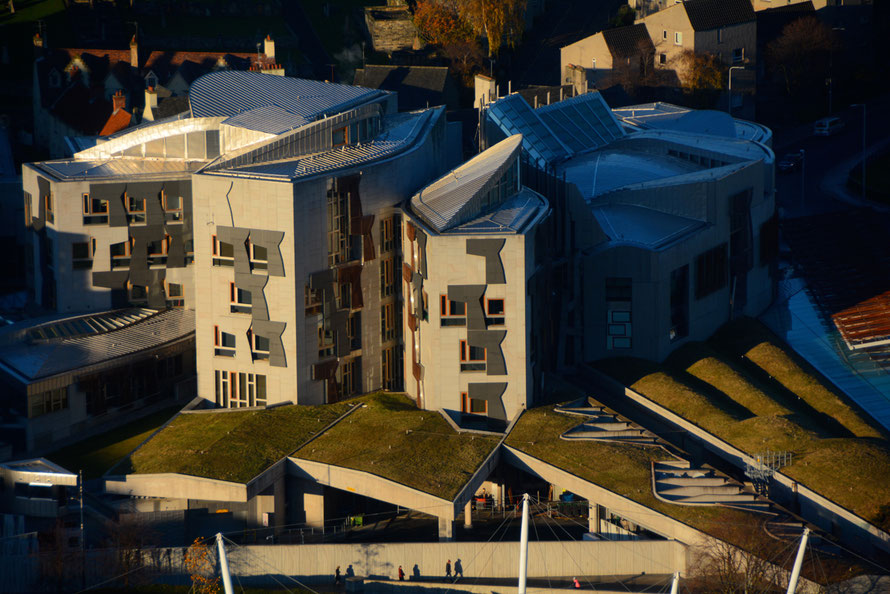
[411,134,522,232]
[683,0,755,31]
[602,23,654,59]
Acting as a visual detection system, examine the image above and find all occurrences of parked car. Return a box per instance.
[813,116,844,136]
[777,151,804,173]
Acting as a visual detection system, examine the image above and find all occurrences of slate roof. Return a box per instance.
[0,308,194,382]
[683,0,755,31]
[151,95,191,121]
[353,65,456,111]
[602,24,655,59]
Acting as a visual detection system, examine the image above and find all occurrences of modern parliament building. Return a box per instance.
[17,70,776,434]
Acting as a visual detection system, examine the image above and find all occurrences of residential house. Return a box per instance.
[560,23,656,93]
[353,65,460,112]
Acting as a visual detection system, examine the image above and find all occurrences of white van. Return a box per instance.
[813,117,844,136]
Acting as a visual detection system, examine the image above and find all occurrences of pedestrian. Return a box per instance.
[335,566,341,585]
[398,565,405,581]
[573,576,580,589]
[446,559,452,578]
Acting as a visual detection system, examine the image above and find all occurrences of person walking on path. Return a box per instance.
[335,566,341,585]
[398,565,405,581]
[446,559,452,578]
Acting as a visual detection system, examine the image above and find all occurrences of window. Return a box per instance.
[72,238,95,270]
[440,295,467,327]
[110,239,133,269]
[126,194,146,223]
[212,235,235,267]
[662,30,667,40]
[251,330,270,361]
[230,282,252,313]
[28,388,68,418]
[670,265,689,342]
[461,392,488,415]
[250,242,268,270]
[167,282,184,307]
[341,358,357,396]
[380,257,395,297]
[732,48,744,64]
[674,32,682,45]
[163,192,183,221]
[305,284,323,316]
[695,243,728,299]
[214,325,236,357]
[24,192,31,228]
[717,28,723,43]
[380,217,397,253]
[659,53,667,65]
[82,193,108,224]
[591,58,597,70]
[382,346,402,391]
[347,312,361,351]
[382,303,395,341]
[332,126,347,147]
[337,282,352,310]
[486,298,505,326]
[318,322,335,359]
[215,370,230,407]
[459,340,486,372]
[327,180,350,267]
[129,283,148,303]
[216,372,264,408]
[45,192,54,224]
[605,277,632,302]
[607,309,632,350]
[147,235,169,266]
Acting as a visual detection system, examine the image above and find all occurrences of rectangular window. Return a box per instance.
[341,358,356,396]
[129,282,148,303]
[380,257,395,297]
[605,277,632,302]
[662,29,667,40]
[674,31,683,45]
[381,303,395,341]
[380,217,396,253]
[318,322,335,359]
[147,235,169,266]
[486,298,505,326]
[659,53,667,65]
[327,180,350,267]
[212,235,235,267]
[82,193,109,224]
[72,239,94,270]
[462,392,488,415]
[250,242,268,270]
[215,326,236,357]
[717,28,723,43]
[230,282,252,313]
[252,333,271,360]
[126,194,146,223]
[305,284,323,317]
[440,294,467,327]
[732,48,744,64]
[459,340,486,372]
[167,282,184,307]
[332,126,347,147]
[28,388,68,418]
[163,192,183,221]
[382,348,395,391]
[695,243,728,299]
[45,192,54,224]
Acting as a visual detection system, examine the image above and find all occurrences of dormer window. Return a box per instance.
[145,72,157,88]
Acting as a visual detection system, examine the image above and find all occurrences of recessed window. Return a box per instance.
[82,193,109,225]
[732,48,744,64]
[212,235,235,267]
[45,192,54,224]
[459,340,486,372]
[129,283,148,303]
[674,32,682,45]
[167,282,184,307]
[486,298,505,326]
[230,282,252,313]
[461,392,488,415]
[163,192,183,221]
[662,30,667,40]
[110,239,133,269]
[72,239,94,270]
[382,303,395,342]
[659,53,667,65]
[695,243,728,299]
[214,326,236,357]
[440,295,467,327]
[253,333,270,361]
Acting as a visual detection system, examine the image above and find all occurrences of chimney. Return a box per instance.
[33,32,44,57]
[263,35,275,61]
[112,90,126,112]
[129,34,139,67]
[142,86,158,121]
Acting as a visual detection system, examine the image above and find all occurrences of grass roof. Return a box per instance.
[293,393,501,500]
[122,401,353,484]
[504,404,762,546]
[593,318,890,524]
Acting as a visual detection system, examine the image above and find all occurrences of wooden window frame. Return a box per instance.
[332,126,348,147]
[459,340,486,362]
[461,392,488,414]
[126,193,145,213]
[486,298,505,316]
[82,193,109,215]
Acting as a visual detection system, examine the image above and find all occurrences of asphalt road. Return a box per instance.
[772,93,890,220]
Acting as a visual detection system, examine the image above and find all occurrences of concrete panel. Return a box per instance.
[448,285,485,330]
[466,238,506,284]
[467,383,507,421]
[467,330,507,376]
[104,473,248,502]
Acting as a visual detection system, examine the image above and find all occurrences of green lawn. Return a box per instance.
[0,0,64,24]
[47,406,183,480]
[294,392,501,500]
[505,404,763,549]
[593,318,890,523]
[123,401,353,483]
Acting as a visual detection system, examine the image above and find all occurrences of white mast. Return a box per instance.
[785,527,810,594]
[216,532,234,594]
[670,571,679,594]
[518,493,530,594]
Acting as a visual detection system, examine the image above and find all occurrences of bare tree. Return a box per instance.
[767,16,837,97]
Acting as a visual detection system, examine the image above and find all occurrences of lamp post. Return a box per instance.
[728,66,744,118]
[852,103,866,201]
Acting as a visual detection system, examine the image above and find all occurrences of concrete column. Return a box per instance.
[438,515,455,541]
[588,504,604,534]
[273,477,287,535]
[302,481,324,529]
[463,500,473,529]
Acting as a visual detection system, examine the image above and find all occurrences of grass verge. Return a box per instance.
[47,406,183,480]
[124,401,352,483]
[294,392,500,500]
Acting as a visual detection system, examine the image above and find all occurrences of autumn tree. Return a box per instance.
[184,537,220,594]
[458,0,527,57]
[413,0,473,46]
[767,16,836,97]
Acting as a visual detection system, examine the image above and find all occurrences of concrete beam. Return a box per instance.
[104,473,248,503]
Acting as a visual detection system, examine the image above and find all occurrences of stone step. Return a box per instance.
[654,460,692,470]
[653,467,711,478]
[658,485,744,497]
[675,493,758,504]
[655,477,728,487]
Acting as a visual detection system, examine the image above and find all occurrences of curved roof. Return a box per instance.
[189,70,384,120]
[411,134,522,232]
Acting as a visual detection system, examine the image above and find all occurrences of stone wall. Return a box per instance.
[365,6,418,54]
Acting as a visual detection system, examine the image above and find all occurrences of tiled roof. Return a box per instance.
[602,24,654,59]
[0,308,194,381]
[189,71,383,119]
[353,65,455,111]
[99,108,133,136]
[683,0,755,31]
[152,95,191,120]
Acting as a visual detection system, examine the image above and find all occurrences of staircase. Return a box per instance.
[652,460,774,515]
[556,399,658,444]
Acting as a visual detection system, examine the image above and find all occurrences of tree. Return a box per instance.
[413,0,473,47]
[767,16,836,97]
[608,4,636,29]
[458,0,527,57]
[678,50,725,93]
[184,537,220,594]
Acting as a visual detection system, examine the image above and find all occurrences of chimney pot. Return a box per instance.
[112,91,126,112]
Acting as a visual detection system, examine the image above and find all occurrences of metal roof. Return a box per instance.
[602,24,655,59]
[34,158,203,180]
[612,102,773,145]
[537,92,626,155]
[221,109,435,180]
[0,308,194,382]
[486,94,571,166]
[683,0,755,31]
[189,70,384,120]
[593,203,706,250]
[410,134,522,232]
[221,105,309,135]
[447,188,548,235]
